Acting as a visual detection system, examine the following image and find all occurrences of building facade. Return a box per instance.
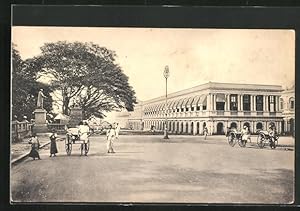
[128,82,287,135]
[280,87,295,136]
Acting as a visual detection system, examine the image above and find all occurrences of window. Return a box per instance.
[186,108,189,112]
[291,100,294,109]
[256,95,263,111]
[269,96,275,112]
[191,107,194,111]
[230,94,238,111]
[280,98,283,110]
[203,105,207,110]
[216,102,225,110]
[196,106,200,111]
[243,95,251,111]
[181,108,184,112]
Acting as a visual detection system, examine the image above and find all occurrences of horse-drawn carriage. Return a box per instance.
[256,130,279,149]
[65,127,90,156]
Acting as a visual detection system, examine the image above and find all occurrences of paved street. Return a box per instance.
[11,135,294,204]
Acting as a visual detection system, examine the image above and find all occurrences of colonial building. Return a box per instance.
[280,86,295,136]
[128,82,286,135]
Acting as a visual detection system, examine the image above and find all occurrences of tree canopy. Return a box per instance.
[32,41,137,118]
[12,45,53,121]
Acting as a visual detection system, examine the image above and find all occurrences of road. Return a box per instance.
[10,135,294,204]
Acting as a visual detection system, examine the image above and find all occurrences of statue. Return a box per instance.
[37,89,46,109]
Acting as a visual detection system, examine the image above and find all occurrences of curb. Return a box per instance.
[11,141,51,165]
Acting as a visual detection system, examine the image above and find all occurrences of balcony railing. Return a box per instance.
[217,111,224,115]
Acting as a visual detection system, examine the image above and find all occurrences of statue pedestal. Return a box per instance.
[68,106,83,128]
[33,108,48,133]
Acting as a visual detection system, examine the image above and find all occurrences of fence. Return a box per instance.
[11,121,32,142]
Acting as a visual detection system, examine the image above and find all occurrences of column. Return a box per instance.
[275,96,279,111]
[224,95,227,111]
[227,94,231,111]
[188,122,192,134]
[253,95,256,111]
[266,95,269,111]
[193,122,197,135]
[212,94,215,111]
[264,95,268,111]
[240,95,243,111]
[207,94,211,111]
[250,95,253,111]
[200,122,203,134]
[237,94,241,111]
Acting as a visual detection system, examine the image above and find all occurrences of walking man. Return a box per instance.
[106,124,116,153]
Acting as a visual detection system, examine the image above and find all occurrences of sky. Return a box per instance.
[12,27,295,101]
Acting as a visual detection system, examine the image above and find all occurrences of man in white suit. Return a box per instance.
[106,124,116,153]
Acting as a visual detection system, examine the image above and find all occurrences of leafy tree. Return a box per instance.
[12,45,53,121]
[32,41,136,118]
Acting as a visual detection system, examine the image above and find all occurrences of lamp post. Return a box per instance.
[163,65,170,139]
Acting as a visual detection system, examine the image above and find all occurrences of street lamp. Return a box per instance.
[163,65,170,139]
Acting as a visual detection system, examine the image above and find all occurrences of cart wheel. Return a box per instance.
[228,132,237,147]
[238,138,247,147]
[257,133,265,149]
[65,134,72,155]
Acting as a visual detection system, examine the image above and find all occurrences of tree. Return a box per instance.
[32,41,136,118]
[12,45,53,121]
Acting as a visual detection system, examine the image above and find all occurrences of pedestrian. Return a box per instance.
[28,133,41,160]
[203,126,208,140]
[78,121,90,156]
[49,129,58,157]
[106,124,116,153]
[115,122,121,139]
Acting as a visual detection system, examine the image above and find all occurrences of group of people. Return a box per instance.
[28,121,121,160]
[28,129,60,160]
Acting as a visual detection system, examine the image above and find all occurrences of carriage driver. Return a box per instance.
[268,124,275,143]
[241,125,250,142]
[78,121,90,156]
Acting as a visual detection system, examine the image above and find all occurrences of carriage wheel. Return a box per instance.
[238,138,247,147]
[257,133,265,149]
[228,132,237,147]
[65,134,72,155]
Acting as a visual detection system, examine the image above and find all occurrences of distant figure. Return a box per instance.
[115,122,121,139]
[37,89,46,109]
[49,129,58,157]
[106,124,116,153]
[28,133,41,160]
[203,126,208,140]
[150,125,155,133]
[78,121,90,156]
